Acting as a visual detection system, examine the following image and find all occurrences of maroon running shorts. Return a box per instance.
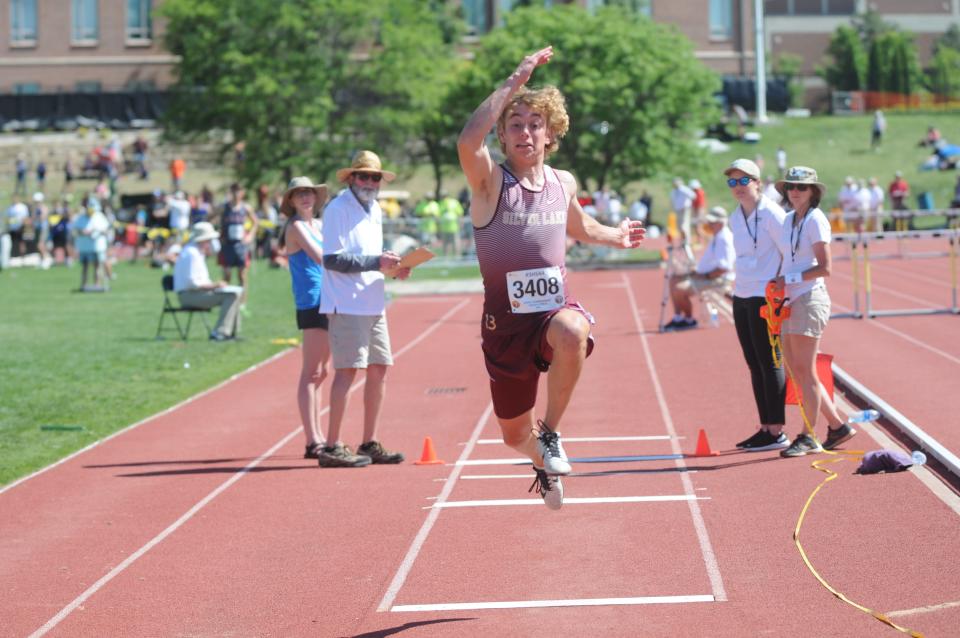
[481,305,595,420]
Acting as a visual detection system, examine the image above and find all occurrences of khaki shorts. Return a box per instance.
[329,313,393,369]
[784,286,831,338]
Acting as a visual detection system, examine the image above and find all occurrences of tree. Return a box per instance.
[851,9,895,49]
[819,25,866,91]
[933,23,960,55]
[772,53,803,108]
[926,46,960,100]
[456,5,719,190]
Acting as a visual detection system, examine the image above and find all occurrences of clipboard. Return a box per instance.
[386,247,435,275]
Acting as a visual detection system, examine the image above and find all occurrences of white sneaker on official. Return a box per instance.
[536,420,571,475]
[530,466,564,510]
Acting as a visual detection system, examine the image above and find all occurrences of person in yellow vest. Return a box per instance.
[438,193,464,256]
[413,195,439,247]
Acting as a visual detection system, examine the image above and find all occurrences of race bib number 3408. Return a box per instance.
[506,266,565,314]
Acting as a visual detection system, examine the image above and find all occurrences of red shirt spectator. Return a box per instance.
[888,173,910,210]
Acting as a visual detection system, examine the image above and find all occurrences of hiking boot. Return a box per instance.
[823,424,857,451]
[357,440,405,464]
[780,434,823,458]
[317,443,371,468]
[529,466,564,511]
[739,430,790,452]
[536,420,571,475]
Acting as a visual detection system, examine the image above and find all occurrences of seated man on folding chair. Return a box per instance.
[664,206,735,331]
[173,221,243,341]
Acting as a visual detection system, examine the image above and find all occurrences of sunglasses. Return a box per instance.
[727,176,753,187]
[784,183,810,192]
[354,172,382,183]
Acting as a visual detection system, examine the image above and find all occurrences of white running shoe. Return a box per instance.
[536,421,571,475]
[530,466,563,510]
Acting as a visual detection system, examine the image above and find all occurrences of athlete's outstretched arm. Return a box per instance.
[560,172,645,248]
[457,46,553,219]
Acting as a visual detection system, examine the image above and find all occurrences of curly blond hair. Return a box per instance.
[496,85,570,156]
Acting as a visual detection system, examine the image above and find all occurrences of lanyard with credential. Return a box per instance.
[742,207,759,253]
[789,212,808,262]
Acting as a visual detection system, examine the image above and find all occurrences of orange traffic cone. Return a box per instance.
[413,436,445,465]
[692,429,720,457]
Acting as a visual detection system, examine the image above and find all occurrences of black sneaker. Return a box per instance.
[823,424,857,450]
[739,430,790,452]
[780,434,823,458]
[317,443,371,468]
[357,440,404,464]
[304,442,324,460]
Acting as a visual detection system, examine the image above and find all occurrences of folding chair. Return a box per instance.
[156,274,212,340]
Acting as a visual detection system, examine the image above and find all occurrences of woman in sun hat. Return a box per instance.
[724,158,790,452]
[279,176,332,460]
[771,166,855,458]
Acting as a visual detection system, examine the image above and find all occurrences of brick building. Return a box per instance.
[0,0,173,94]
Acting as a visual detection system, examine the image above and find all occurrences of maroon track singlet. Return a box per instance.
[475,164,572,336]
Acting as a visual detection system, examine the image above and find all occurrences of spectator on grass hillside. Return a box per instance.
[772,166,855,457]
[14,155,27,196]
[169,157,186,192]
[628,196,648,223]
[439,193,465,257]
[63,155,76,194]
[776,146,787,177]
[690,179,706,245]
[663,207,735,331]
[73,198,110,290]
[6,198,30,257]
[318,150,410,468]
[36,161,47,193]
[32,193,51,269]
[888,171,910,211]
[278,177,331,460]
[871,110,886,150]
[216,183,258,314]
[167,191,192,242]
[173,221,242,341]
[256,184,279,260]
[50,201,73,266]
[952,174,960,209]
[920,125,941,148]
[414,195,440,247]
[723,158,789,452]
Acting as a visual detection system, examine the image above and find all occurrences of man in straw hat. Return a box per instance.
[664,206,735,331]
[458,46,645,509]
[318,150,410,467]
[173,221,243,341]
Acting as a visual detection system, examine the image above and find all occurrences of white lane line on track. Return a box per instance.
[834,271,941,309]
[476,435,673,444]
[0,349,293,497]
[832,299,960,367]
[885,599,960,619]
[377,402,494,612]
[392,594,715,612]
[622,272,728,603]
[27,298,471,638]
[430,495,709,508]
[459,474,539,479]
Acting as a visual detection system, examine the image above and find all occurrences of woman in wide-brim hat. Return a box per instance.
[278,176,332,459]
[771,166,855,459]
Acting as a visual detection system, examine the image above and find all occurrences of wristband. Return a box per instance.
[785,272,802,285]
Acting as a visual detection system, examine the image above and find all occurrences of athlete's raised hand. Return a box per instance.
[618,219,646,248]
[513,46,554,87]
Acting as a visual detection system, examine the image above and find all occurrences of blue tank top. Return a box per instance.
[288,223,324,310]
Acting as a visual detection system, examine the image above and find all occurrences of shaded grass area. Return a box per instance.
[0,259,299,486]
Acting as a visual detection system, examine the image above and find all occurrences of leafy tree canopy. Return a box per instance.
[458,5,719,190]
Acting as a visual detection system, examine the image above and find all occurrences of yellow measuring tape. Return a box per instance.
[762,288,925,638]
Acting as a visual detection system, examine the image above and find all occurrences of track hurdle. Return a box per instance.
[860,228,960,318]
[830,233,863,319]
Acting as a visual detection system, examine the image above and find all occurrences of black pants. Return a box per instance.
[732,296,785,426]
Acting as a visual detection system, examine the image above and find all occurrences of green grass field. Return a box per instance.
[0,259,299,486]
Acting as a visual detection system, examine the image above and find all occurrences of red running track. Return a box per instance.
[2,267,958,637]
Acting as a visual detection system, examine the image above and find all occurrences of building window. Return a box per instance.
[10,0,38,43]
[75,81,103,93]
[127,0,153,40]
[72,0,99,42]
[710,0,733,40]
[764,0,855,15]
[14,83,41,95]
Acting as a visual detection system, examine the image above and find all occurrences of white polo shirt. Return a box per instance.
[729,195,787,298]
[776,207,831,301]
[319,190,385,316]
[173,243,212,292]
[695,225,735,283]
